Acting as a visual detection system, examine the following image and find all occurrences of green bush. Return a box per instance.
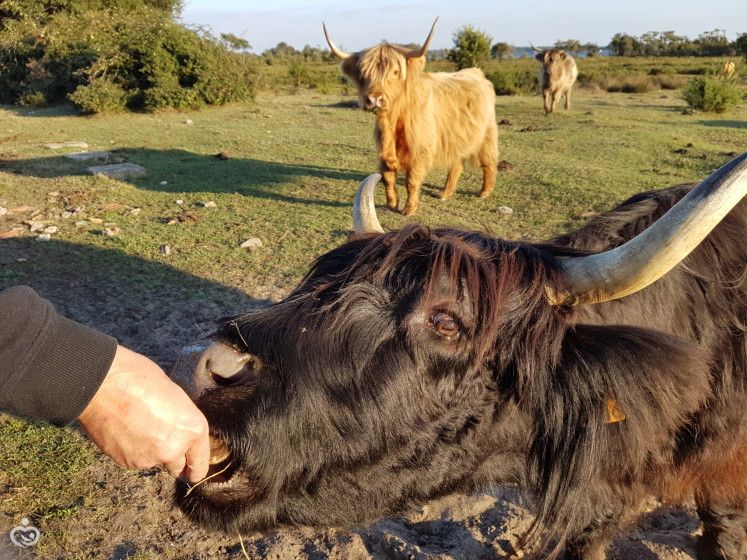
[69,78,129,113]
[448,26,492,70]
[17,91,47,107]
[486,68,537,95]
[0,4,257,112]
[682,76,742,112]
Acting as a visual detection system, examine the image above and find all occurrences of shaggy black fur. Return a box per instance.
[178,185,746,560]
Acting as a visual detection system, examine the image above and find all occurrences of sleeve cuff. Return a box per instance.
[10,315,117,426]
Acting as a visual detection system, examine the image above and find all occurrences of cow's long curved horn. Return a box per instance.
[550,153,747,305]
[529,42,543,53]
[408,18,439,58]
[323,22,351,60]
[353,173,384,234]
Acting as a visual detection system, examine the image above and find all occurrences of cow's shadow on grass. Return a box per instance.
[0,238,266,367]
[1,148,371,209]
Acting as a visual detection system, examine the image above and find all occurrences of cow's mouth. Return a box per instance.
[205,435,236,483]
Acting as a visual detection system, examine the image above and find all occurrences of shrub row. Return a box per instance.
[0,5,258,113]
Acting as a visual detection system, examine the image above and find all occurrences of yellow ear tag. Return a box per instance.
[605,398,626,424]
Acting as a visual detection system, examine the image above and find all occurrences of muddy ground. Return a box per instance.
[0,236,708,559]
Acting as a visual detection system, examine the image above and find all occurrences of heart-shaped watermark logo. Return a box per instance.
[9,518,40,548]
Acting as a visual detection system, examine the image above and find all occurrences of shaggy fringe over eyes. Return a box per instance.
[301,225,573,385]
[358,44,409,86]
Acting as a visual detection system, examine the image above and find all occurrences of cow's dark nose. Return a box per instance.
[172,341,260,398]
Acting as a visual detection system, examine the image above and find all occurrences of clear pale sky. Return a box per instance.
[180,0,745,53]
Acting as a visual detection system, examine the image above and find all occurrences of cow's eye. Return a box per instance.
[393,68,399,76]
[430,312,461,339]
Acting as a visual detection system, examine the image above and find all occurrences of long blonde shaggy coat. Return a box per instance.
[326,24,498,216]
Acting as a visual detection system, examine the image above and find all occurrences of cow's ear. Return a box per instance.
[407,55,426,74]
[559,52,567,60]
[535,53,544,62]
[340,55,360,80]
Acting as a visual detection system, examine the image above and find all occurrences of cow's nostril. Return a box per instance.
[208,354,261,387]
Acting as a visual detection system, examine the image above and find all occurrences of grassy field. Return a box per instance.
[0,59,745,557]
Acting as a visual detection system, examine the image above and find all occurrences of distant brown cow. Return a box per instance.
[724,60,736,79]
[533,46,578,114]
[323,20,498,216]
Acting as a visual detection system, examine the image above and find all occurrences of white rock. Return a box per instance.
[199,201,217,208]
[160,180,168,185]
[184,119,194,125]
[43,226,58,234]
[175,199,184,205]
[240,237,262,251]
[65,151,111,162]
[497,206,514,215]
[101,227,121,237]
[36,234,51,242]
[61,211,73,219]
[160,244,172,255]
[87,163,146,180]
[0,207,7,216]
[45,141,88,150]
[74,220,89,227]
[129,208,142,216]
[29,222,45,232]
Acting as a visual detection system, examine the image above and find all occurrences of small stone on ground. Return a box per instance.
[199,201,217,208]
[65,151,112,162]
[45,141,89,150]
[160,245,172,255]
[497,206,514,215]
[240,238,262,251]
[87,163,146,180]
[36,233,51,242]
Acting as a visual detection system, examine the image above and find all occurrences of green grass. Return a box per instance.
[2,88,744,295]
[0,64,745,556]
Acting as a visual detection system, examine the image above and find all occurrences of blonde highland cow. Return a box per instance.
[324,20,499,216]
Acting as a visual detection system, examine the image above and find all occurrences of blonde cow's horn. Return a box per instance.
[551,152,747,305]
[352,174,384,235]
[322,22,351,60]
[407,18,439,58]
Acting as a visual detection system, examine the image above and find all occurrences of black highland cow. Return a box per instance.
[174,154,747,560]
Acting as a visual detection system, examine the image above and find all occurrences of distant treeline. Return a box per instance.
[255,29,746,62]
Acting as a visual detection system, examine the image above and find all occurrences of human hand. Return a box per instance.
[78,345,210,482]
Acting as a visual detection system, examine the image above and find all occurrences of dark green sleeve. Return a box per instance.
[0,286,117,425]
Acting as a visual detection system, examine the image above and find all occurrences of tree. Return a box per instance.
[490,42,513,60]
[220,33,251,52]
[447,26,492,69]
[554,39,582,54]
[736,33,747,60]
[695,29,732,56]
[583,43,600,57]
[609,33,644,56]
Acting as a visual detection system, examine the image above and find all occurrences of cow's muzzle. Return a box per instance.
[363,94,384,112]
[172,341,261,399]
